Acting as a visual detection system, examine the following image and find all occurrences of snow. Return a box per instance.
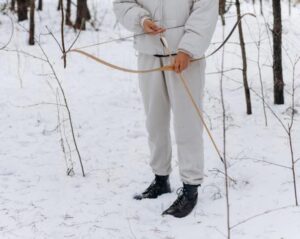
[0,0,300,238]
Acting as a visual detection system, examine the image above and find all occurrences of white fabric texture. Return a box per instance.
[138,54,206,185]
[113,0,218,184]
[113,0,218,58]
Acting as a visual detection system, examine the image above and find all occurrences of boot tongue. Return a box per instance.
[183,184,199,200]
[155,174,169,183]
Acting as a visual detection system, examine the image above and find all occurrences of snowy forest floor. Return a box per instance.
[1,0,300,238]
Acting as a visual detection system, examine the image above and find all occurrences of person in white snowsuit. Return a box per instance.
[113,0,218,218]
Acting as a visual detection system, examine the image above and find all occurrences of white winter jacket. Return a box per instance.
[113,0,219,59]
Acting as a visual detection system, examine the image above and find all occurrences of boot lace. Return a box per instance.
[171,187,186,207]
[144,180,161,195]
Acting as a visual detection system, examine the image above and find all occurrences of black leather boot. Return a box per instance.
[133,175,171,200]
[162,183,199,218]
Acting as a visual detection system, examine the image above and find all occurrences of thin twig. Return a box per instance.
[10,101,67,108]
[239,157,291,170]
[206,68,242,75]
[66,24,83,53]
[231,205,295,229]
[0,14,14,50]
[35,37,86,177]
[209,169,237,185]
[250,88,289,134]
[3,48,47,62]
[60,0,67,68]
[56,89,74,176]
[46,26,63,52]
[245,17,268,126]
[127,219,137,239]
[220,24,231,239]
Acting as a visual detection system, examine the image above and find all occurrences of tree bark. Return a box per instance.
[29,0,35,45]
[272,0,284,104]
[259,0,263,15]
[236,0,252,114]
[17,0,28,21]
[60,0,67,68]
[75,0,91,30]
[57,0,61,10]
[219,0,226,26]
[66,0,72,26]
[37,0,43,11]
[11,0,16,11]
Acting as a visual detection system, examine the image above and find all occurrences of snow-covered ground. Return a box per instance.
[0,1,300,238]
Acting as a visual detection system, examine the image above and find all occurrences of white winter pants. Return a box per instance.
[138,53,206,185]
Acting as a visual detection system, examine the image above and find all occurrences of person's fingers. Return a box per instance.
[151,29,165,35]
[147,22,165,35]
[173,58,180,73]
[167,53,191,73]
[147,27,163,35]
[144,22,156,34]
[155,28,165,33]
[142,20,166,35]
[146,26,158,35]
[180,61,188,73]
[179,62,184,73]
[149,22,160,31]
[178,63,183,73]
[175,61,180,73]
[151,24,159,31]
[177,60,189,73]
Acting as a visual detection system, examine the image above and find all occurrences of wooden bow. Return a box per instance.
[66,13,255,74]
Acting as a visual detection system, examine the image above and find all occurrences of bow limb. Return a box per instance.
[191,13,256,63]
[67,13,255,73]
[68,49,174,74]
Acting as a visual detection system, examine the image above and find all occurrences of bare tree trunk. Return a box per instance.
[252,0,256,14]
[66,0,72,26]
[60,0,67,68]
[57,0,61,10]
[37,0,43,11]
[259,0,263,15]
[236,0,252,114]
[17,0,28,21]
[36,42,86,177]
[75,0,91,30]
[29,0,35,45]
[255,23,268,126]
[288,57,300,206]
[272,0,284,104]
[11,0,16,11]
[220,25,231,239]
[219,0,226,26]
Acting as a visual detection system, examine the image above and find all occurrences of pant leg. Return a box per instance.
[163,58,206,185]
[138,53,172,176]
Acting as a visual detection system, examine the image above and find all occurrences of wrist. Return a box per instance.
[140,16,151,28]
[178,49,193,59]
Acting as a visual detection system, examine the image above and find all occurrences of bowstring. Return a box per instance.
[70,12,255,57]
[73,25,185,51]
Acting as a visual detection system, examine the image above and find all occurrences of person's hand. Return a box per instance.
[173,52,191,73]
[143,19,165,35]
